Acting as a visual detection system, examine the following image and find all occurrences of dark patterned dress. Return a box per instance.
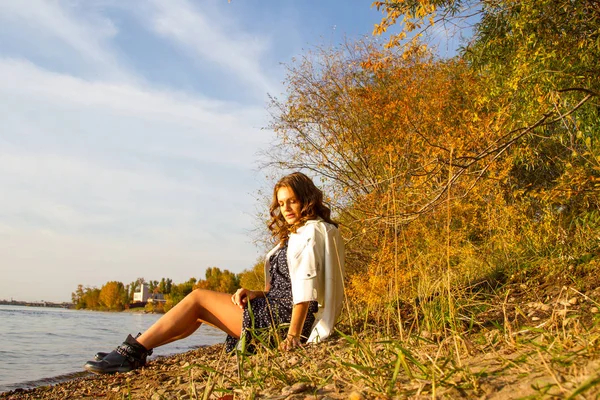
[225,242,319,353]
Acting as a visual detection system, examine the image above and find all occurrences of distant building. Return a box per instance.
[148,293,165,304]
[133,284,150,303]
[133,284,165,303]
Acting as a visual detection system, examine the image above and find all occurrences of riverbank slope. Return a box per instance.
[2,280,599,399]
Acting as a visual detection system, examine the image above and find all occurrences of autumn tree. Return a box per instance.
[238,259,265,291]
[71,285,102,310]
[147,280,159,292]
[194,267,240,294]
[267,40,499,273]
[159,278,173,294]
[71,284,86,309]
[84,287,101,309]
[127,281,137,303]
[164,278,198,312]
[371,0,600,269]
[267,13,598,329]
[99,281,127,311]
[372,0,600,216]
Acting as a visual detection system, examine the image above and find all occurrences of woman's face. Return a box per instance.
[277,186,302,225]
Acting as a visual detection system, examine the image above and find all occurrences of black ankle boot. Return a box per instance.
[94,348,154,361]
[84,334,151,374]
[93,333,153,361]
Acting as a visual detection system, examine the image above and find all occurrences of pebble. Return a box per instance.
[568,297,579,305]
[349,391,364,400]
[282,382,310,395]
[531,317,540,321]
[563,382,575,390]
[557,309,568,317]
[528,302,551,312]
[592,307,599,313]
[479,382,495,395]
[321,383,336,392]
[373,344,385,352]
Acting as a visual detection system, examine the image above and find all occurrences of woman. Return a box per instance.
[84,172,345,374]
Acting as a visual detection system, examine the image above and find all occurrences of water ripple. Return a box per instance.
[0,304,225,393]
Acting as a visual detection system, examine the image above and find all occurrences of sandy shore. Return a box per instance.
[0,340,360,400]
[2,283,599,399]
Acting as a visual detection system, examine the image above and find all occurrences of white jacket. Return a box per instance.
[264,219,345,343]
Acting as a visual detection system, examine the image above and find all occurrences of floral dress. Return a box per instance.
[225,242,319,352]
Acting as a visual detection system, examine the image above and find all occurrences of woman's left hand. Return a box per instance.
[282,302,309,351]
[279,334,301,351]
[231,288,257,310]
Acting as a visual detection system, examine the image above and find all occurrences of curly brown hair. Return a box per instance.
[268,172,338,243]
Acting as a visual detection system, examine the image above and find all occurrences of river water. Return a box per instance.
[0,304,225,393]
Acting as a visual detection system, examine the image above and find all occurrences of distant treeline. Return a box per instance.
[71,262,264,313]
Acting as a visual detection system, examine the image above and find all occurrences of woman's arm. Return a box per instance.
[280,301,309,351]
[231,274,272,310]
[231,288,267,310]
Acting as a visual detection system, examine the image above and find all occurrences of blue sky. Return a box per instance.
[0,1,465,303]
[0,0,389,302]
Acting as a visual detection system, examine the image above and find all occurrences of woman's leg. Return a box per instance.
[136,289,243,350]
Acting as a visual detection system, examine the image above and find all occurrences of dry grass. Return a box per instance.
[4,279,599,400]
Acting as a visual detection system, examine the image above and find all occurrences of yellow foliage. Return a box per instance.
[267,29,599,329]
[238,259,266,291]
[99,281,127,311]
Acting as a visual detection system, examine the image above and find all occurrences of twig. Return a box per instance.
[536,349,566,394]
[569,287,600,308]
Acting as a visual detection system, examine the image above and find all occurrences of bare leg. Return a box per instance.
[148,319,202,347]
[136,289,243,350]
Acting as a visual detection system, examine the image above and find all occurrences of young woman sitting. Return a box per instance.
[84,172,345,374]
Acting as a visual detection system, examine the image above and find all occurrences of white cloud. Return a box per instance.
[0,58,273,302]
[0,59,270,167]
[142,0,278,95]
[0,0,131,81]
[0,1,286,303]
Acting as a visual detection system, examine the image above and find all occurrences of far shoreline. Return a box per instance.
[1,300,168,315]
[0,303,166,314]
[0,301,73,309]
